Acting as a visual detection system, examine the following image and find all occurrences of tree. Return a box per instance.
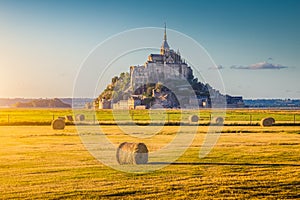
[97,72,131,102]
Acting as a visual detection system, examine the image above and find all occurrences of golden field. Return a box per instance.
[0,117,299,199]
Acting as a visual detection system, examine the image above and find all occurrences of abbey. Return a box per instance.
[130,25,193,90]
[96,25,245,109]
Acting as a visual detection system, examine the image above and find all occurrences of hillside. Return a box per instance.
[12,98,71,108]
[97,72,131,102]
[95,71,216,108]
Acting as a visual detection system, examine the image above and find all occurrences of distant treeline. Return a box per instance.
[12,98,71,108]
[0,98,93,108]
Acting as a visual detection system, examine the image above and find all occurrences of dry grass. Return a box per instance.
[0,125,299,199]
[1,108,300,125]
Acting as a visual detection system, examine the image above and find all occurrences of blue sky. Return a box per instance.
[0,0,299,98]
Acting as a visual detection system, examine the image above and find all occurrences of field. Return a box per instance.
[0,108,300,125]
[0,108,300,199]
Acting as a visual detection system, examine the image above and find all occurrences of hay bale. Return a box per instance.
[65,115,73,121]
[75,114,85,121]
[189,115,199,123]
[261,117,275,127]
[116,142,148,165]
[212,116,224,125]
[51,118,65,130]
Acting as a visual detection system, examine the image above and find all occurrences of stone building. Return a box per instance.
[99,25,245,109]
[130,25,193,91]
[98,99,111,109]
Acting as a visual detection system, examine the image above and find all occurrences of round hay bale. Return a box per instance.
[51,118,65,130]
[75,114,85,121]
[212,116,224,125]
[269,117,275,124]
[116,142,148,165]
[65,115,73,121]
[189,115,199,123]
[261,117,275,127]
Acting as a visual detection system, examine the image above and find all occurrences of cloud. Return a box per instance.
[230,61,288,70]
[285,89,291,93]
[208,65,224,70]
[216,65,223,69]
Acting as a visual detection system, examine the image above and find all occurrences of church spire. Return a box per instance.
[160,23,170,55]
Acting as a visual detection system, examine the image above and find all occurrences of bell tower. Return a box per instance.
[160,23,170,55]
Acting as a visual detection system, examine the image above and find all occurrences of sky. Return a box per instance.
[0,0,299,99]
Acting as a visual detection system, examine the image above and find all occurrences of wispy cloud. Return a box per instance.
[208,65,224,70]
[230,61,288,70]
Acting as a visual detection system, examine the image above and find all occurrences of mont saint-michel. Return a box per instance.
[95,26,244,109]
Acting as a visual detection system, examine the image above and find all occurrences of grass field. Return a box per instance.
[0,108,300,125]
[0,124,299,199]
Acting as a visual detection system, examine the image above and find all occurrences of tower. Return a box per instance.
[160,23,170,55]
